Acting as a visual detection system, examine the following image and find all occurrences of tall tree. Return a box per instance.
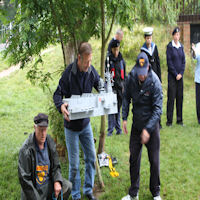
[98,0,133,154]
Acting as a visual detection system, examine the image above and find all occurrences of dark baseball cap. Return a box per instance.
[110,39,120,48]
[34,113,48,127]
[135,52,149,76]
[172,27,180,35]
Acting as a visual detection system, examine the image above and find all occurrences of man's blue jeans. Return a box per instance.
[64,123,96,200]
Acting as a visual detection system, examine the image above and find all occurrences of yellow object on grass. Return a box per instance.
[107,156,119,177]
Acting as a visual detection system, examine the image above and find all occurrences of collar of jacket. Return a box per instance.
[71,59,92,75]
[172,40,181,49]
[141,42,155,56]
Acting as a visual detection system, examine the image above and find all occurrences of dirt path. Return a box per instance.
[0,47,54,79]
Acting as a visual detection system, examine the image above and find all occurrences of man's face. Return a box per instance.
[173,32,180,42]
[116,33,123,41]
[112,47,120,58]
[34,125,47,145]
[137,66,149,82]
[138,74,147,82]
[145,35,152,46]
[78,53,92,72]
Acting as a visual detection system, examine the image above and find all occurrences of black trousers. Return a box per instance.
[167,78,183,124]
[128,123,160,197]
[195,82,200,124]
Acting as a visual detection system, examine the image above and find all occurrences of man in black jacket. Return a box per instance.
[53,42,99,200]
[106,39,126,136]
[18,113,72,200]
[121,52,162,200]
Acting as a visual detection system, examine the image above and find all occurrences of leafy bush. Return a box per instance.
[47,93,66,146]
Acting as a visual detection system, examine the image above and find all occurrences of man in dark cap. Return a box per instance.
[121,52,162,200]
[166,27,185,126]
[106,39,126,136]
[18,113,72,200]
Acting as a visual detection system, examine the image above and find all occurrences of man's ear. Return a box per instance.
[78,54,81,61]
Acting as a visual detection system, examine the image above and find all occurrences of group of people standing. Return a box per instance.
[17,26,200,200]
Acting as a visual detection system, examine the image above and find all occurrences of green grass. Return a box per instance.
[0,54,10,72]
[0,25,200,200]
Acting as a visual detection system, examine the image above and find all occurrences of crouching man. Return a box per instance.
[121,52,163,200]
[18,113,72,200]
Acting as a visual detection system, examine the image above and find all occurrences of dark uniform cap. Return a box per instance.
[34,113,48,127]
[110,39,120,48]
[172,27,180,35]
[135,52,149,76]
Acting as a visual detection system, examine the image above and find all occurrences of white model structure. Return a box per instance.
[63,57,118,120]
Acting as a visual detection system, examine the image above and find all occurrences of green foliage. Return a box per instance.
[0,0,17,24]
[0,23,200,198]
[131,0,182,24]
[48,96,65,146]
[3,0,101,84]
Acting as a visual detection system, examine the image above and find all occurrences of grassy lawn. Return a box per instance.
[0,25,200,200]
[0,54,10,72]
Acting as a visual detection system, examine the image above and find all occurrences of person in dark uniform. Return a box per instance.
[106,39,126,136]
[141,27,161,81]
[166,27,185,126]
[141,27,162,128]
[107,29,124,54]
[121,52,162,200]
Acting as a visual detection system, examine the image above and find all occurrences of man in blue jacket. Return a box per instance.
[121,52,163,200]
[166,27,185,126]
[53,42,99,200]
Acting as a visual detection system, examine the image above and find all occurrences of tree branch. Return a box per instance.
[105,6,117,44]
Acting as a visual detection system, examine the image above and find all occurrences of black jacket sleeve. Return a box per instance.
[53,70,70,113]
[180,46,186,76]
[155,45,161,82]
[166,44,178,78]
[122,74,132,120]
[145,78,163,133]
[92,67,100,92]
[18,149,40,200]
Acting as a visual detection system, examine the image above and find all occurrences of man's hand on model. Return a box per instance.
[54,181,62,198]
[123,120,128,134]
[141,129,150,144]
[61,103,70,121]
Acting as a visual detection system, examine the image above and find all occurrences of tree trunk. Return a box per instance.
[49,0,67,67]
[98,0,106,154]
[98,0,116,154]
[64,42,76,67]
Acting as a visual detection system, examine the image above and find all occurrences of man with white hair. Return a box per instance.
[107,29,124,53]
[192,42,200,124]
